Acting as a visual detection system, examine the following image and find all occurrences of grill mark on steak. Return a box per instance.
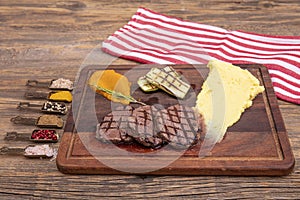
[157,104,201,149]
[96,105,134,144]
[127,105,164,148]
[96,104,203,149]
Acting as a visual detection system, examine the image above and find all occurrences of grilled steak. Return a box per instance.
[96,105,134,144]
[157,104,201,149]
[96,104,203,149]
[127,105,164,148]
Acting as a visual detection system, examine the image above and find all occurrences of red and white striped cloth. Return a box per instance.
[102,7,300,104]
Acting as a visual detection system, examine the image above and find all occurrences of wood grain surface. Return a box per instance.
[0,0,300,199]
[56,64,294,176]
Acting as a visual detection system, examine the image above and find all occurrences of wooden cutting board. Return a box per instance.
[56,64,295,176]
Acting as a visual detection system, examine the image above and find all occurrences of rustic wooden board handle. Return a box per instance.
[10,116,37,125]
[26,79,49,88]
[0,146,25,155]
[4,131,31,141]
[24,91,49,100]
[17,102,42,111]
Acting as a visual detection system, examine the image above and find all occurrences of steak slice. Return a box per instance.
[157,104,201,149]
[96,104,203,150]
[96,105,134,144]
[127,105,164,148]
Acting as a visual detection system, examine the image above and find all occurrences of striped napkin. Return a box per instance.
[102,7,300,104]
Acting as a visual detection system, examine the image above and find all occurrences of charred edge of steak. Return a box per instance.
[134,136,166,149]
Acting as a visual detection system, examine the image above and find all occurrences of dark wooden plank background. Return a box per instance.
[0,0,299,199]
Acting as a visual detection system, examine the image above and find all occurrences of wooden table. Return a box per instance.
[0,0,299,198]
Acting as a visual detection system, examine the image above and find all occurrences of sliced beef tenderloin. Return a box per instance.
[96,105,134,144]
[157,104,201,149]
[127,105,164,148]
